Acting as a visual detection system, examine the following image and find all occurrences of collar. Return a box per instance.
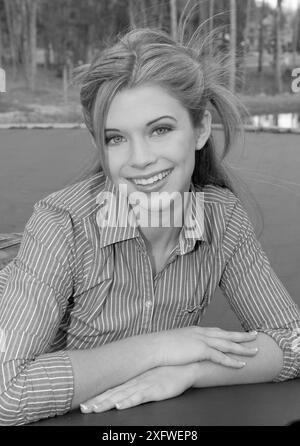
[95,176,207,253]
[178,182,207,255]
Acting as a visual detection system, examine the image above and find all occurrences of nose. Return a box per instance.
[128,137,157,169]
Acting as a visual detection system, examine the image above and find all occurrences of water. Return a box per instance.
[247,113,300,130]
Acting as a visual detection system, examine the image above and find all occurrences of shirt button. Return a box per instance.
[145,300,152,308]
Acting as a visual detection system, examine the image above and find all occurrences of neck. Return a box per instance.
[139,225,181,253]
[135,194,191,253]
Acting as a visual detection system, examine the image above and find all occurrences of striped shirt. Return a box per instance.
[0,171,300,425]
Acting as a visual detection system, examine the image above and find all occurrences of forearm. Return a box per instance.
[67,333,160,409]
[191,333,283,388]
[0,333,159,424]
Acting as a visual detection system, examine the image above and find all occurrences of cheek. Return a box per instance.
[106,151,124,176]
[166,136,196,165]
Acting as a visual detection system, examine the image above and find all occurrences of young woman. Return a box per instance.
[0,25,300,425]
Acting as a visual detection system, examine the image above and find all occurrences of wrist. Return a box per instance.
[141,331,162,369]
[189,362,203,387]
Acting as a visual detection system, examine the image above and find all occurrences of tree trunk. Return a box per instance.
[229,0,236,92]
[198,0,207,30]
[158,0,166,30]
[0,7,5,93]
[28,0,38,92]
[19,0,39,92]
[0,13,3,67]
[128,0,136,29]
[63,64,68,103]
[4,0,18,79]
[293,3,300,66]
[258,0,265,74]
[20,0,30,84]
[209,0,215,54]
[243,0,251,55]
[241,0,251,90]
[274,0,283,94]
[140,0,147,27]
[170,0,177,40]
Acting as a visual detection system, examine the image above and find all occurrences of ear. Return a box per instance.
[195,110,212,151]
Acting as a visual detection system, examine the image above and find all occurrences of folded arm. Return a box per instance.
[191,332,283,388]
[219,195,300,383]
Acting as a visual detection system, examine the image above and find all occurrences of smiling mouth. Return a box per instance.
[130,169,172,186]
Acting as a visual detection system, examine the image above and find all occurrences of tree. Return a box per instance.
[127,0,148,28]
[229,0,237,92]
[292,1,300,66]
[197,0,208,32]
[128,0,136,28]
[241,0,251,89]
[209,0,215,32]
[209,0,215,55]
[170,0,177,40]
[258,0,265,74]
[0,7,3,67]
[4,0,21,79]
[3,0,39,89]
[274,0,283,93]
[26,0,39,92]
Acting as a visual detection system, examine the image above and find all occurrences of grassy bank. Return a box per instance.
[0,67,299,124]
[240,94,300,116]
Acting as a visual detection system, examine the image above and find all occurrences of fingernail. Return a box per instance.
[92,404,101,412]
[239,361,246,367]
[250,331,258,335]
[80,404,90,413]
[115,402,122,410]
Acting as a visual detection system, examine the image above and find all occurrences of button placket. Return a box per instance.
[140,252,155,333]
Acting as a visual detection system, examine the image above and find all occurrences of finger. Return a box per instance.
[81,391,128,414]
[89,398,116,414]
[92,383,148,413]
[204,338,258,357]
[81,388,116,411]
[83,381,146,413]
[81,377,139,411]
[81,391,127,413]
[205,347,246,368]
[115,391,149,410]
[198,327,258,343]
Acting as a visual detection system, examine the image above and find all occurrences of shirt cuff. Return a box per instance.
[20,349,75,424]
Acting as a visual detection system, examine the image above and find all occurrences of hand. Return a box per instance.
[152,326,258,368]
[80,364,196,414]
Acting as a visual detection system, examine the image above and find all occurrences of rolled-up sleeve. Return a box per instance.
[0,199,75,425]
[219,194,300,382]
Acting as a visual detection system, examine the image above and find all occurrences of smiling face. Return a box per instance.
[103,84,210,208]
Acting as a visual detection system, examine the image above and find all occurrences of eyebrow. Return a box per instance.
[105,115,177,132]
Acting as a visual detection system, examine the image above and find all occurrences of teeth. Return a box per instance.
[133,169,171,186]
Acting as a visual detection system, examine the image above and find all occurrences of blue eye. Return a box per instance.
[152,126,172,136]
[105,135,125,146]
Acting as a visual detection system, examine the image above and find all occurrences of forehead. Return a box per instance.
[105,84,187,128]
